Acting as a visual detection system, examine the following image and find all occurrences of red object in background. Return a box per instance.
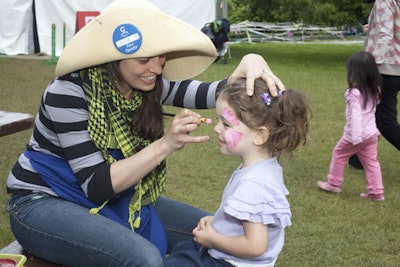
[75,11,100,33]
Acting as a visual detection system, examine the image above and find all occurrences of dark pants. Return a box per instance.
[376,74,400,150]
[165,240,234,267]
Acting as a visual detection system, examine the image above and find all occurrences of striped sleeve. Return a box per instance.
[161,78,227,109]
[8,76,115,204]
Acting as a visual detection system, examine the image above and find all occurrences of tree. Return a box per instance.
[228,0,374,27]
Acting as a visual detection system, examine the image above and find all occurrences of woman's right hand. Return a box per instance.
[110,109,210,193]
[159,109,210,154]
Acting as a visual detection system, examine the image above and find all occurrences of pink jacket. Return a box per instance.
[343,88,379,145]
[364,0,400,74]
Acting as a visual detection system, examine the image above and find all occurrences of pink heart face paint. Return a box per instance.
[223,107,240,126]
[225,128,243,149]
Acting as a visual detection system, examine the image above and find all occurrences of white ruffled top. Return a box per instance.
[208,157,291,265]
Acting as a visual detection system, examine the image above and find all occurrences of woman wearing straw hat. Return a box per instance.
[5,0,284,266]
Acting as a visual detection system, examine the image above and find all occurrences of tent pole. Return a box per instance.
[47,23,58,64]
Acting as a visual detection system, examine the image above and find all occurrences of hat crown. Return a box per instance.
[55,0,217,81]
[104,0,159,14]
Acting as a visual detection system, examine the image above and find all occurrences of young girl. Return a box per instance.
[318,51,384,201]
[165,79,310,267]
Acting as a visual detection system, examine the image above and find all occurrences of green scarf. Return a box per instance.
[80,66,166,230]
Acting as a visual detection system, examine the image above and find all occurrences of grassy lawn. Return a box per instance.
[1,42,399,266]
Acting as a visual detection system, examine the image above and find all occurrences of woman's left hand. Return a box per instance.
[228,53,285,96]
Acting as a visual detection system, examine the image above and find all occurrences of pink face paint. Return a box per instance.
[223,107,239,126]
[225,128,243,149]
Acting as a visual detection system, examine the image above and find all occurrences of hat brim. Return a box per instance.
[55,0,217,81]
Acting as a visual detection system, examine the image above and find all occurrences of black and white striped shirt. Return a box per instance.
[7,74,226,204]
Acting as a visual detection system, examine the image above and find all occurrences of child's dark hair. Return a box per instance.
[346,51,382,109]
[217,78,310,157]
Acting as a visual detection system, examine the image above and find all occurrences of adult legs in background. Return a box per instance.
[8,192,164,267]
[348,154,364,170]
[376,74,400,150]
[348,137,380,172]
[154,196,211,253]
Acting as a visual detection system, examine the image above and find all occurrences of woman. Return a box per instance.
[6,0,284,266]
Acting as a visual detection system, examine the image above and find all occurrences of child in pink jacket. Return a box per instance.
[318,52,384,201]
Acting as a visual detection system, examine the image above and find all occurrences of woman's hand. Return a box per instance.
[110,109,209,193]
[228,53,285,96]
[159,109,210,154]
[363,24,369,33]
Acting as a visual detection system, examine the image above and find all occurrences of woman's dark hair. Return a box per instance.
[217,78,311,158]
[107,61,164,141]
[346,51,382,109]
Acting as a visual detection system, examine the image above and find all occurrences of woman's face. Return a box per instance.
[119,55,167,91]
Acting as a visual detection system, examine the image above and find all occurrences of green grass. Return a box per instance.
[1,43,399,266]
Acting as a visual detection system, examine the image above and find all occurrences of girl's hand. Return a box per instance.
[159,109,210,154]
[193,215,214,231]
[228,53,285,96]
[192,216,216,248]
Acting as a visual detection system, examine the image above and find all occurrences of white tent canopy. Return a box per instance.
[0,0,217,56]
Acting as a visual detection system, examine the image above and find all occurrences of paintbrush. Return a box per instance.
[162,112,214,124]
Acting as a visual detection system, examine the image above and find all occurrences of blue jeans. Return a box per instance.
[7,192,210,267]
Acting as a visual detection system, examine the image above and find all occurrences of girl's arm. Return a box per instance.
[193,219,269,258]
[347,90,363,145]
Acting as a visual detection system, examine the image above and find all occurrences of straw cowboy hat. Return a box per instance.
[55,0,217,81]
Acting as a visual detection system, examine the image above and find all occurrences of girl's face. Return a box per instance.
[119,55,167,91]
[213,98,257,159]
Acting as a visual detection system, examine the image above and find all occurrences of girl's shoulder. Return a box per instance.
[345,87,361,98]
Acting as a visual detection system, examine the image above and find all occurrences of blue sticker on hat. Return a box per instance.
[112,23,142,54]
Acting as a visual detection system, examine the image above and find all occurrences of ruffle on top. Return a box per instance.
[224,184,291,228]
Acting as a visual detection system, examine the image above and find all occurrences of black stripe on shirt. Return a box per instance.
[32,127,63,157]
[45,92,88,110]
[195,82,211,108]
[63,140,100,160]
[11,161,50,188]
[173,80,192,107]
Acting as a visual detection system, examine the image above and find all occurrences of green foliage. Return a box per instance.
[228,0,374,27]
[1,43,399,266]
